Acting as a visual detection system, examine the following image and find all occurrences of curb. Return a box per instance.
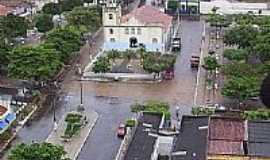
[74,111,99,160]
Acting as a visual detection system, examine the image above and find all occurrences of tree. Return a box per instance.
[207,14,231,28]
[222,76,259,103]
[0,15,28,39]
[92,57,111,73]
[60,0,83,12]
[0,40,11,67]
[203,56,219,73]
[224,24,258,49]
[65,6,101,32]
[106,49,121,63]
[8,142,69,160]
[223,48,248,62]
[8,45,62,81]
[34,14,54,33]
[143,54,176,78]
[46,27,82,62]
[42,2,61,15]
[254,33,270,62]
[221,63,260,78]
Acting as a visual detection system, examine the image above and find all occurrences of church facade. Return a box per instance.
[102,1,173,53]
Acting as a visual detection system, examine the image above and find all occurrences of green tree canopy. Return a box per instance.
[42,2,62,15]
[46,27,82,61]
[65,6,101,32]
[223,48,248,62]
[222,76,260,103]
[203,56,219,72]
[92,56,111,73]
[0,40,11,67]
[34,14,54,33]
[0,15,28,39]
[207,14,231,28]
[60,0,83,12]
[8,143,68,160]
[143,54,176,75]
[254,33,270,62]
[8,45,62,81]
[224,24,258,49]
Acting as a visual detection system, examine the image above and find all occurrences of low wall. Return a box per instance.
[83,72,162,82]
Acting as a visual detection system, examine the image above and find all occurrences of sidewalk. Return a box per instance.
[46,110,99,160]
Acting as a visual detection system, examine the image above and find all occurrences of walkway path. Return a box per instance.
[46,110,98,160]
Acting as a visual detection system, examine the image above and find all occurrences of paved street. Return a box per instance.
[3,20,203,160]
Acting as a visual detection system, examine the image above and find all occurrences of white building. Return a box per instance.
[103,2,173,53]
[200,0,270,15]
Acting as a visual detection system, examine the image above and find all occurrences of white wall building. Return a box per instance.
[103,2,173,53]
[200,0,270,15]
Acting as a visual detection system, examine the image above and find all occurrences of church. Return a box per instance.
[102,1,173,53]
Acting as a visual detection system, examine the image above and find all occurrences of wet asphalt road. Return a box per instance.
[6,20,203,160]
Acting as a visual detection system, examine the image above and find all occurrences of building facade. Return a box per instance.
[103,1,173,53]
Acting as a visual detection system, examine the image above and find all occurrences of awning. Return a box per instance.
[5,113,16,123]
[0,120,8,129]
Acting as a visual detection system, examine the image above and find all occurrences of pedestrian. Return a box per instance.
[176,106,180,120]
[53,121,58,132]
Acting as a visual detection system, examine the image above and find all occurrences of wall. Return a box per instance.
[208,155,270,160]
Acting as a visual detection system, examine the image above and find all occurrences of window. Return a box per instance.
[152,38,158,43]
[125,28,129,34]
[110,38,115,42]
[109,14,113,20]
[131,28,135,34]
[137,28,141,35]
[109,28,114,34]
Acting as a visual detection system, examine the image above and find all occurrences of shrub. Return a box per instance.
[130,100,171,120]
[126,119,136,127]
[242,109,270,120]
[191,107,215,116]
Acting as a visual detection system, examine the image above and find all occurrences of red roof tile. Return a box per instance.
[0,4,11,16]
[208,140,244,155]
[121,5,172,31]
[0,105,7,116]
[209,117,245,141]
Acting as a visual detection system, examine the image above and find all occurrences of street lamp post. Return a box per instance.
[78,66,85,112]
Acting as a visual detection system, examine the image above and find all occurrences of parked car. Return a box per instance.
[117,123,126,138]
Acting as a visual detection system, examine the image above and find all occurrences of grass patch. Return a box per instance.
[131,100,171,120]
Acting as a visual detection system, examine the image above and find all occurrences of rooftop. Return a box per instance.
[247,121,270,157]
[0,87,18,96]
[172,116,209,160]
[0,105,7,117]
[121,5,173,31]
[0,4,11,16]
[124,112,163,160]
[208,117,245,155]
[209,117,245,141]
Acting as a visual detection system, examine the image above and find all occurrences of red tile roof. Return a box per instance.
[0,105,7,116]
[208,117,246,155]
[209,117,245,141]
[121,5,172,31]
[0,4,11,16]
[208,140,244,155]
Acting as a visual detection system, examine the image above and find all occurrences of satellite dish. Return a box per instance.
[260,74,270,107]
